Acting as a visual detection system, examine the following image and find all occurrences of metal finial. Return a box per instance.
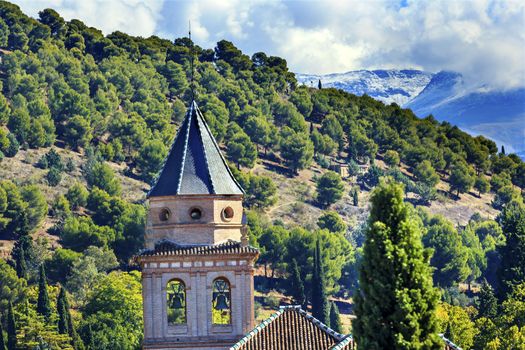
[189,20,195,100]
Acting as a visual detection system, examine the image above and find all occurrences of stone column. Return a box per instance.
[142,273,153,339]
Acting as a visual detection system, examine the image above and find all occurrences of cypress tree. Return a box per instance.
[318,79,322,89]
[57,286,69,334]
[311,238,329,325]
[501,145,505,155]
[0,320,6,350]
[352,189,359,207]
[477,280,498,319]
[36,264,51,320]
[353,179,441,350]
[6,302,16,350]
[290,259,306,308]
[329,302,343,333]
[497,201,525,299]
[15,244,27,279]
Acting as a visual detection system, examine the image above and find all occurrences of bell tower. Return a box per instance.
[137,101,258,350]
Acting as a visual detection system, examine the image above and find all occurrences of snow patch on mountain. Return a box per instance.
[296,69,433,105]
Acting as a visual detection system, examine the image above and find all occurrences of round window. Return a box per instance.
[159,208,170,222]
[222,207,234,221]
[190,207,202,220]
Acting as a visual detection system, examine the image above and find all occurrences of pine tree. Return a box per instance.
[329,302,343,333]
[353,179,441,350]
[7,302,16,350]
[290,259,306,308]
[36,264,51,320]
[0,320,7,350]
[15,244,27,279]
[57,286,69,334]
[477,280,498,319]
[311,238,329,325]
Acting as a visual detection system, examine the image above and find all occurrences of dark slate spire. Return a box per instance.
[148,101,244,197]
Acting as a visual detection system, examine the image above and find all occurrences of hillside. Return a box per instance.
[0,1,524,349]
[298,69,525,157]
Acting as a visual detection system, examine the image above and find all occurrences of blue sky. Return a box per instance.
[11,0,525,90]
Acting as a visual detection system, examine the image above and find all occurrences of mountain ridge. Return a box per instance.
[297,69,525,157]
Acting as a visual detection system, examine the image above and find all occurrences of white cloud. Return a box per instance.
[9,0,525,89]
[11,0,164,36]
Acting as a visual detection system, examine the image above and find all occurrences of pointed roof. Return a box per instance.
[231,306,353,350]
[148,101,244,197]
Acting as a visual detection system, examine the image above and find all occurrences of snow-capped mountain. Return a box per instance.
[296,70,433,106]
[405,72,525,157]
[296,69,525,158]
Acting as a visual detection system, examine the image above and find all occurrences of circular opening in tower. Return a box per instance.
[222,207,234,221]
[189,207,202,220]
[159,208,170,222]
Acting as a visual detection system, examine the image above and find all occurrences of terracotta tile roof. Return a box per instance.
[148,100,244,197]
[231,306,355,350]
[138,240,258,258]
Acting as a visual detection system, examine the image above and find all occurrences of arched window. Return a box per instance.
[212,278,231,325]
[167,279,186,325]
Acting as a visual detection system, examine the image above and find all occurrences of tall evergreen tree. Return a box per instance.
[289,259,306,308]
[353,179,441,350]
[311,238,329,325]
[329,302,343,333]
[57,286,69,334]
[36,264,51,320]
[352,189,359,207]
[477,280,498,319]
[0,320,6,350]
[497,201,525,299]
[501,145,505,155]
[318,79,322,89]
[15,244,27,279]
[6,302,16,350]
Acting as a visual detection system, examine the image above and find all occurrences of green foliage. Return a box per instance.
[136,139,168,182]
[7,301,16,350]
[85,162,121,196]
[423,215,470,287]
[497,202,525,299]
[414,160,440,188]
[316,171,344,208]
[311,238,329,324]
[81,271,143,350]
[384,150,400,167]
[317,211,346,233]
[45,248,81,285]
[477,280,498,319]
[474,176,490,197]
[46,167,62,186]
[289,259,306,308]
[493,185,522,210]
[0,321,6,350]
[449,161,475,198]
[52,194,71,219]
[280,128,314,174]
[0,259,26,311]
[65,182,88,210]
[353,179,441,350]
[60,215,115,252]
[329,302,343,333]
[36,264,51,320]
[231,169,277,209]
[226,127,257,169]
[437,303,477,349]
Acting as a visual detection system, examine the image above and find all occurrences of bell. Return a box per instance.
[214,294,229,310]
[172,295,184,309]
